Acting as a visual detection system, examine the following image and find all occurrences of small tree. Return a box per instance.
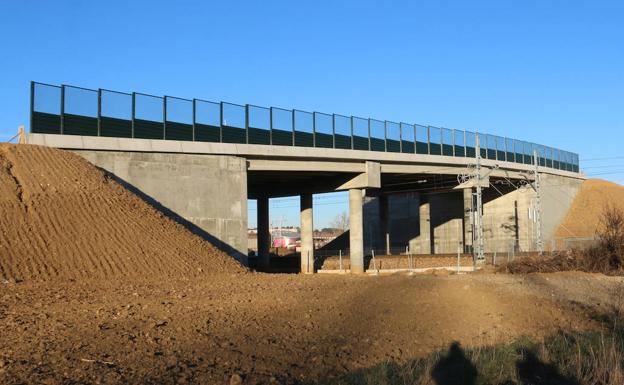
[579,204,624,273]
[330,211,349,232]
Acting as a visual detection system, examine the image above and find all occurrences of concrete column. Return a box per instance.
[257,197,270,271]
[380,194,390,255]
[463,188,473,254]
[300,194,314,274]
[349,188,365,273]
[419,197,432,254]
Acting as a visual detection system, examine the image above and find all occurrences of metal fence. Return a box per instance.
[30,81,580,173]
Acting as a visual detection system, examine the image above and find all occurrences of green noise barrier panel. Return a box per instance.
[165,121,193,141]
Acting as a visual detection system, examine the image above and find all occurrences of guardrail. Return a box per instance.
[30,81,580,172]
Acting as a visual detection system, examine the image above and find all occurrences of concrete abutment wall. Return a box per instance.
[73,150,249,265]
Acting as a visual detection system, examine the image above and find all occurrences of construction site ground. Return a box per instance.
[2,271,620,384]
[1,144,623,384]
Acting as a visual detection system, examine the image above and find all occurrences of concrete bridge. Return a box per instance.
[27,82,584,272]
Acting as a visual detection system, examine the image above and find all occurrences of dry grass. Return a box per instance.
[501,205,624,276]
[324,317,624,385]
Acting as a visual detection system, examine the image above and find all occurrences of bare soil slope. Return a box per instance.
[556,179,624,238]
[0,144,244,281]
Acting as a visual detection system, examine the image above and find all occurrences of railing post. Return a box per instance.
[367,118,371,151]
[219,102,224,143]
[131,92,136,138]
[97,89,102,137]
[163,96,167,140]
[245,104,249,144]
[427,126,431,154]
[29,81,34,134]
[269,106,273,145]
[192,98,196,141]
[60,85,65,135]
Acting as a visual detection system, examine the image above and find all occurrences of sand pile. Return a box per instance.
[555,179,624,238]
[0,144,245,281]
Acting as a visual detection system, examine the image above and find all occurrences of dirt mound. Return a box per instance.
[0,144,245,281]
[556,179,624,238]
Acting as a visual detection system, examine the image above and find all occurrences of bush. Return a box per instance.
[501,205,624,275]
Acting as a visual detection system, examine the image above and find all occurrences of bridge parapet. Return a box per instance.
[30,81,580,174]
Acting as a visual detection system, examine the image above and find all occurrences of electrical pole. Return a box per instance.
[532,150,543,255]
[474,135,485,263]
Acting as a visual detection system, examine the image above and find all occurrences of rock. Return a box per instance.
[229,373,243,385]
[155,319,168,327]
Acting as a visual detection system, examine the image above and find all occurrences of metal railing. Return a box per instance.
[30,81,580,173]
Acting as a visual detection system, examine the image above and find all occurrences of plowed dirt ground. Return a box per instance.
[0,144,620,384]
[1,272,615,385]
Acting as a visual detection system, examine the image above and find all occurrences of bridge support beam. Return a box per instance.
[257,196,270,271]
[419,197,432,254]
[300,194,314,274]
[349,188,365,273]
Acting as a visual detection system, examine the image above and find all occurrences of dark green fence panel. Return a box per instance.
[402,140,415,153]
[453,131,465,157]
[271,107,293,146]
[295,131,314,147]
[314,112,333,148]
[248,127,270,145]
[195,99,220,142]
[369,138,384,152]
[334,134,351,149]
[441,128,453,156]
[222,126,246,143]
[400,123,415,153]
[32,111,61,134]
[334,115,351,149]
[429,127,441,155]
[370,119,385,152]
[386,139,400,152]
[63,114,98,136]
[272,129,292,146]
[100,116,132,138]
[195,123,220,142]
[385,122,401,153]
[165,121,193,141]
[248,105,270,145]
[353,136,369,150]
[294,110,314,147]
[352,117,369,150]
[315,132,333,148]
[134,119,164,139]
[415,125,428,155]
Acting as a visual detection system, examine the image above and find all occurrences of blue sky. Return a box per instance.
[1,1,623,228]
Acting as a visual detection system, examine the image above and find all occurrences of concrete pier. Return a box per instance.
[300,194,314,273]
[349,188,364,273]
[419,198,432,254]
[257,197,270,270]
[380,194,390,255]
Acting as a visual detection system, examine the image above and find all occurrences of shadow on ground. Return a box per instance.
[319,341,581,385]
